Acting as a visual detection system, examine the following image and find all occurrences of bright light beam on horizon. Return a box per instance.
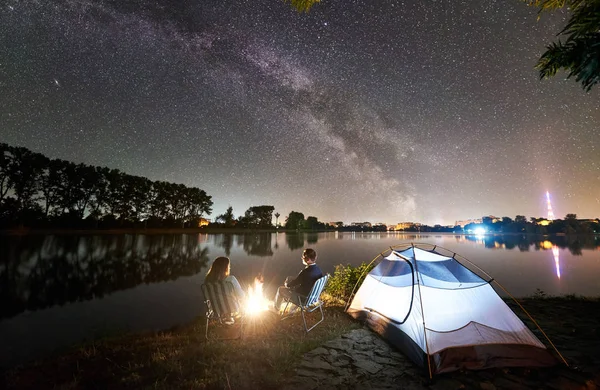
[546,191,555,220]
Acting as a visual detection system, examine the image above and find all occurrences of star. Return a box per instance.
[0,0,598,225]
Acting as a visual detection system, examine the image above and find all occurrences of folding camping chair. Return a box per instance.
[201,281,245,340]
[281,274,329,332]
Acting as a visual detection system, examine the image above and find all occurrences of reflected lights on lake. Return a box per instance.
[1,232,599,368]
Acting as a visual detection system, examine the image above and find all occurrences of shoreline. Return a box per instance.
[1,296,599,389]
[1,227,597,236]
[0,227,291,236]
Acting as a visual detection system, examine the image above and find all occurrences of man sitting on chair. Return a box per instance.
[274,248,323,314]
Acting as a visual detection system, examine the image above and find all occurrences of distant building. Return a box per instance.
[578,218,600,223]
[394,222,419,231]
[198,218,210,227]
[351,222,372,228]
[455,218,482,228]
[537,219,551,226]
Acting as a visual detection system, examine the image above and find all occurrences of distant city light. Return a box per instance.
[552,246,561,279]
[474,227,486,235]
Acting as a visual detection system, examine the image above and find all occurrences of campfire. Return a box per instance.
[246,274,271,315]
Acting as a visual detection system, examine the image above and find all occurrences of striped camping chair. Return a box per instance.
[282,274,330,332]
[201,281,244,340]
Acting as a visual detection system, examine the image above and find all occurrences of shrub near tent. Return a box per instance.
[347,244,560,376]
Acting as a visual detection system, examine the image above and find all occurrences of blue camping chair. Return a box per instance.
[281,274,330,332]
[201,281,245,340]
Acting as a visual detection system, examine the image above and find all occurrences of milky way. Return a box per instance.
[1,0,599,225]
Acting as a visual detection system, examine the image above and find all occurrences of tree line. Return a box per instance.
[210,207,332,231]
[0,142,350,232]
[395,215,599,235]
[461,214,600,235]
[3,144,598,234]
[0,143,213,229]
[211,208,378,231]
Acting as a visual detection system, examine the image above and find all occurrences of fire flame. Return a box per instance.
[246,275,271,315]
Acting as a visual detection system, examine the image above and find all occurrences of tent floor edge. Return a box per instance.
[432,344,559,374]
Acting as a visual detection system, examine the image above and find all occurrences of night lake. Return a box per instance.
[1,232,600,368]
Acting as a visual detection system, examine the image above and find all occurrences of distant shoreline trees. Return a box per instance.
[458,214,599,235]
[2,143,599,235]
[0,143,213,229]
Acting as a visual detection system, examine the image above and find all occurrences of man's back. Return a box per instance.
[288,264,323,296]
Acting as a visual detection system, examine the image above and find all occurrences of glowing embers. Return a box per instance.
[246,274,271,315]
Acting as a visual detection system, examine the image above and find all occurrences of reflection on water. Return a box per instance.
[2,233,599,322]
[1,231,600,368]
[552,245,561,279]
[286,232,306,250]
[0,235,210,321]
[456,234,600,255]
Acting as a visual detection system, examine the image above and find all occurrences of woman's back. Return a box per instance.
[223,275,246,301]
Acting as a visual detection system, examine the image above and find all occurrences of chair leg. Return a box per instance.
[280,300,292,319]
[301,307,309,332]
[205,316,210,340]
[304,304,325,333]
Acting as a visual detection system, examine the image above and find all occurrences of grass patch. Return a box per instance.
[325,262,375,302]
[2,303,359,390]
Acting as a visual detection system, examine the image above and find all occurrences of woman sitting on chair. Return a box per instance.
[205,256,246,302]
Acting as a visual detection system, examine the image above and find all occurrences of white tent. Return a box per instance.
[347,244,559,375]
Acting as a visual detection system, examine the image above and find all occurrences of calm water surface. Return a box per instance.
[1,232,600,367]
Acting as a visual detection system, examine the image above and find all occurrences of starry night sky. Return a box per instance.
[1,0,599,225]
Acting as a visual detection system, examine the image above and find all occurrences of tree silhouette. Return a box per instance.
[216,206,236,227]
[526,0,600,91]
[515,215,528,224]
[0,143,11,203]
[0,144,213,229]
[238,205,275,228]
[285,211,305,230]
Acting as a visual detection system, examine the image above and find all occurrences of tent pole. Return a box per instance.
[412,252,433,379]
[492,280,569,367]
[344,251,385,312]
[451,248,568,366]
[444,246,567,367]
[347,243,415,312]
[452,252,495,282]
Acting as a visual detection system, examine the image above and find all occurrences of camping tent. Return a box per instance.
[347,244,559,376]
